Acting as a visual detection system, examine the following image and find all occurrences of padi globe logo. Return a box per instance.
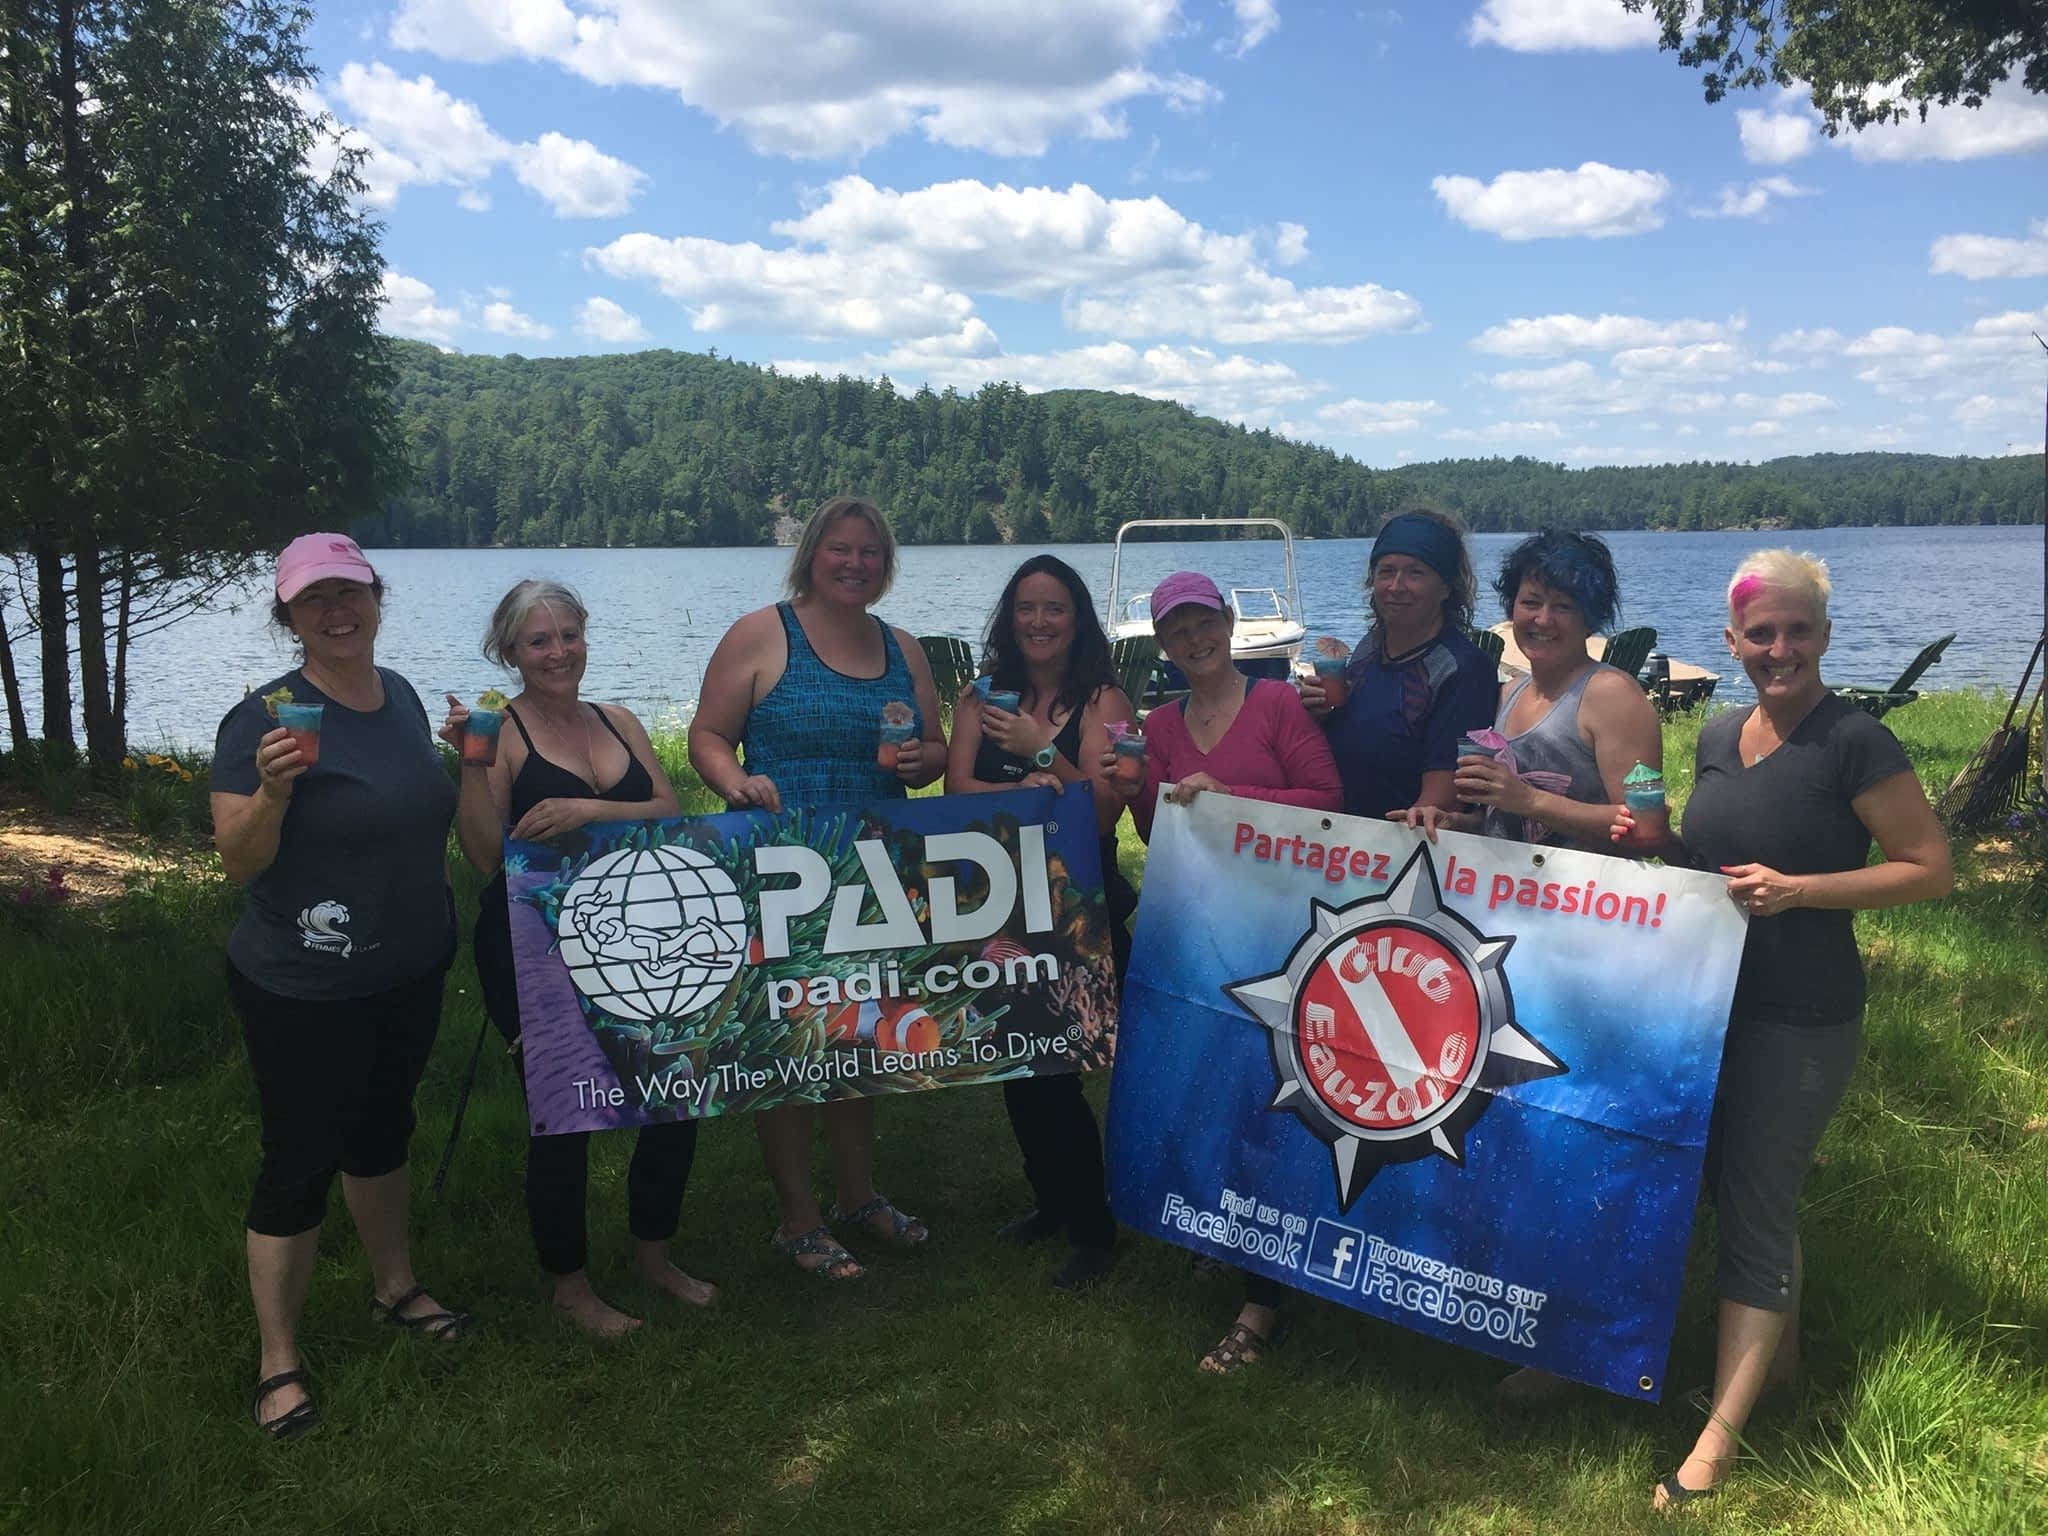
[558,844,748,1022]
[1227,846,1565,1210]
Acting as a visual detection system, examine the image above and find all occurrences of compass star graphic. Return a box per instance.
[1227,845,1566,1210]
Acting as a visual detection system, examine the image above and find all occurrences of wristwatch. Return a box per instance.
[1031,743,1058,770]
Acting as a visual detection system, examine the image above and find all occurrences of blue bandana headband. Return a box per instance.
[1370,513,1462,591]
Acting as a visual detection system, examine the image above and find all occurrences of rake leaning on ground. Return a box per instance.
[1937,632,2044,831]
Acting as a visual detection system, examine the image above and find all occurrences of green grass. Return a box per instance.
[1,695,2043,1534]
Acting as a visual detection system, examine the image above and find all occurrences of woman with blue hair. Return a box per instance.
[1396,529,1663,854]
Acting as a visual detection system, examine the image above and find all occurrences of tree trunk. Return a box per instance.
[34,545,72,749]
[73,541,119,768]
[111,552,133,748]
[0,588,29,753]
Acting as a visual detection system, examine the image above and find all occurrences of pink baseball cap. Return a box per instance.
[1150,570,1226,621]
[275,533,377,603]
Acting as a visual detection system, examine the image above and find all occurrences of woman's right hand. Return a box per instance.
[1388,803,1453,843]
[255,726,307,802]
[725,773,782,813]
[438,692,470,751]
[1099,743,1142,799]
[1297,673,1332,720]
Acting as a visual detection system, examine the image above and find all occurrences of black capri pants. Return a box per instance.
[1705,1009,1863,1312]
[474,892,696,1277]
[229,959,448,1237]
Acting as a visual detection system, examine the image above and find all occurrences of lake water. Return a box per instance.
[13,525,2044,750]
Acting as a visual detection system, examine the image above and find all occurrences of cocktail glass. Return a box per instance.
[462,706,504,767]
[878,700,918,770]
[985,687,1021,714]
[1457,732,1501,762]
[275,702,325,768]
[1312,650,1350,708]
[1112,734,1148,789]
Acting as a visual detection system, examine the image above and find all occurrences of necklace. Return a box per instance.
[526,701,592,769]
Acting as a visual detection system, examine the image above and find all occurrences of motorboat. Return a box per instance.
[1105,518,1307,696]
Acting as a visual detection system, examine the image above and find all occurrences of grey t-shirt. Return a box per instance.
[212,668,457,1000]
[1681,693,1913,1026]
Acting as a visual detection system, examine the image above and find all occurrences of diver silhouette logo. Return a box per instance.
[557,844,748,1022]
[297,900,353,957]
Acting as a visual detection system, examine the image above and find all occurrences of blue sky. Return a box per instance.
[311,0,2048,467]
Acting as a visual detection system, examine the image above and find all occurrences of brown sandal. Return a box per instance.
[1199,1315,1289,1374]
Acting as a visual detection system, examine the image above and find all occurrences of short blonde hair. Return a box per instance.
[786,496,897,603]
[484,579,589,667]
[1727,549,1830,623]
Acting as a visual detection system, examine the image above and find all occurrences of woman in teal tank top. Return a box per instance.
[689,497,947,1281]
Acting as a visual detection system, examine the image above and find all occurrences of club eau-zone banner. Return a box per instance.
[1107,794,1747,1400]
[505,783,1117,1136]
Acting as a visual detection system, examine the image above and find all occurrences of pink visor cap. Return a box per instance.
[1150,570,1226,621]
[276,533,377,603]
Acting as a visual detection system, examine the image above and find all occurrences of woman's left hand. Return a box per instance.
[1164,771,1228,807]
[978,704,1048,759]
[1722,862,1804,916]
[891,735,927,781]
[1451,757,1529,812]
[510,797,597,843]
[1020,770,1062,791]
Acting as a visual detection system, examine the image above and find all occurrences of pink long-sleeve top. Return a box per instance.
[1133,677,1344,842]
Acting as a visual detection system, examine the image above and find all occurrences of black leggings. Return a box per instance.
[475,891,696,1276]
[229,959,446,1237]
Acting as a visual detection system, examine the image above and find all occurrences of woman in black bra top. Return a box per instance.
[945,554,1138,1292]
[443,579,714,1336]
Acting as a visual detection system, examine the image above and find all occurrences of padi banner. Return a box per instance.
[507,783,1117,1136]
[1107,794,1746,1400]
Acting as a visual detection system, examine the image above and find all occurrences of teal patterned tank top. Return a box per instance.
[741,602,922,806]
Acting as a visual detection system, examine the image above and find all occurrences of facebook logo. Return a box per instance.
[1304,1218,1367,1291]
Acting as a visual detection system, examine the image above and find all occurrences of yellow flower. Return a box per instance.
[122,757,137,772]
[144,753,166,766]
[178,768,194,783]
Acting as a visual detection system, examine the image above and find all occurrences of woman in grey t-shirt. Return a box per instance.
[210,534,467,1441]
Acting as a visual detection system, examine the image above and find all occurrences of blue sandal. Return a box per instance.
[828,1193,928,1246]
[771,1224,863,1280]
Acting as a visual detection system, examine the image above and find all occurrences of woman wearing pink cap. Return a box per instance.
[210,534,471,1441]
[1107,569,1342,1371]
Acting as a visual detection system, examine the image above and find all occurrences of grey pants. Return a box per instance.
[1704,1010,1863,1312]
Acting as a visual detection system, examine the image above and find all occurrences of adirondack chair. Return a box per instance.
[1467,627,1505,668]
[1110,634,1161,711]
[1839,632,1955,720]
[917,634,976,711]
[1602,626,1658,682]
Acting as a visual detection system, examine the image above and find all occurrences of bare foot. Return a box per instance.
[636,1256,718,1308]
[550,1275,643,1338]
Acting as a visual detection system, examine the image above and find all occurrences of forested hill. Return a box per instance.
[363,339,2043,549]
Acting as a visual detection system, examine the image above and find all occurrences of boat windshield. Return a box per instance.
[1231,587,1289,624]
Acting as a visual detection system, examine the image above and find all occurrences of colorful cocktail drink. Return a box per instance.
[878,699,917,770]
[984,687,1021,714]
[275,702,325,768]
[1623,762,1666,813]
[462,707,504,767]
[1311,639,1351,708]
[1107,721,1147,789]
[1457,732,1501,762]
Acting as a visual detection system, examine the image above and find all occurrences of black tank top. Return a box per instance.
[504,701,653,819]
[972,702,1086,783]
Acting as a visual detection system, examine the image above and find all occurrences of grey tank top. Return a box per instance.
[1482,664,1616,852]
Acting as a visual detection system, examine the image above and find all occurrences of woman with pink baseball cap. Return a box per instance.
[210,533,470,1441]
[1106,568,1342,1372]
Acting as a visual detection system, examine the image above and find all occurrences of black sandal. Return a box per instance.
[252,1369,318,1442]
[1199,1314,1290,1374]
[370,1283,476,1340]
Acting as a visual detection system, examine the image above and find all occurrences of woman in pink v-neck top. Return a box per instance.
[1130,676,1342,839]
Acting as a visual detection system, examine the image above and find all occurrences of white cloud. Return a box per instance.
[1611,341,1767,380]
[1846,89,2048,162]
[1931,219,2048,280]
[388,0,1217,158]
[1769,328,1845,357]
[1314,398,1444,436]
[1727,420,1784,438]
[1954,393,2032,429]
[380,272,461,342]
[1737,93,1819,165]
[1432,162,1668,240]
[1730,391,1834,417]
[750,176,1421,346]
[577,297,650,344]
[327,61,644,217]
[1837,305,2048,396]
[1439,420,1565,442]
[1695,176,1816,220]
[1466,0,1654,51]
[1225,0,1279,56]
[514,133,647,218]
[587,230,980,341]
[479,300,553,341]
[773,338,1318,427]
[1472,312,1735,357]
